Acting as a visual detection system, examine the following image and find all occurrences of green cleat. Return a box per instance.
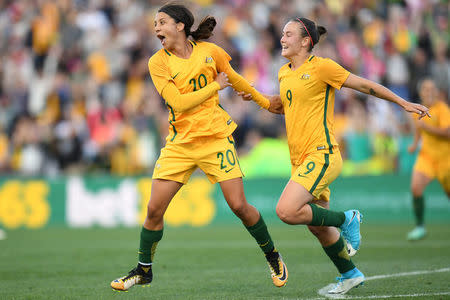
[407,226,426,241]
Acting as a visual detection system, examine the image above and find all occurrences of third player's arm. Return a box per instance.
[418,122,450,139]
[408,122,421,153]
[343,73,430,118]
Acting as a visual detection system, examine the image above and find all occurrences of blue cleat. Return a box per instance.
[328,267,365,294]
[340,210,362,256]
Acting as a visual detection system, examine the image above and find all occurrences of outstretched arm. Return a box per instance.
[221,63,284,114]
[343,73,430,119]
[220,63,270,110]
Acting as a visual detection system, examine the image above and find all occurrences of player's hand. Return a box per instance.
[267,95,284,114]
[402,101,430,120]
[215,72,231,90]
[407,144,417,153]
[237,91,253,101]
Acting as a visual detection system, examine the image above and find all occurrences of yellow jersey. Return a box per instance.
[418,100,450,159]
[278,55,350,165]
[148,41,237,143]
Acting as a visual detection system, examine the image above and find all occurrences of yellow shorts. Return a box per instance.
[414,152,450,191]
[152,136,243,184]
[291,150,343,201]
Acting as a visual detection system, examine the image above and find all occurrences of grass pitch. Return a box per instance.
[1,223,449,299]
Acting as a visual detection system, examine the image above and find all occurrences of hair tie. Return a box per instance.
[296,18,314,47]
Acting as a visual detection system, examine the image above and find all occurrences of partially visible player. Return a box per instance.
[239,17,429,295]
[407,78,450,241]
[110,4,287,291]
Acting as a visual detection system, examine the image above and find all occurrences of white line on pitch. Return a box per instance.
[317,267,450,299]
[310,291,450,300]
[366,267,450,281]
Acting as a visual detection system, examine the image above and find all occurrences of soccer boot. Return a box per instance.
[328,267,364,294]
[407,226,426,241]
[265,249,288,287]
[111,264,152,291]
[340,210,362,256]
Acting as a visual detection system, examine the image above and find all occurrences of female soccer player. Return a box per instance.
[407,78,450,241]
[239,17,429,295]
[110,4,287,291]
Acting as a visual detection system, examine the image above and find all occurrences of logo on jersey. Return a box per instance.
[227,118,233,125]
[205,56,214,63]
[301,73,310,80]
[171,72,180,79]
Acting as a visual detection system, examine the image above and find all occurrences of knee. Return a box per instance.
[146,204,164,222]
[276,204,296,225]
[229,201,248,218]
[411,185,423,198]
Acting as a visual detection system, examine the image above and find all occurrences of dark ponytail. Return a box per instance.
[317,26,327,39]
[190,16,216,40]
[293,17,327,51]
[158,4,216,41]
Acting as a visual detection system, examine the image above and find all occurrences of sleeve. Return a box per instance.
[160,81,220,112]
[210,43,232,73]
[148,55,172,95]
[210,43,270,110]
[224,65,270,110]
[148,54,220,112]
[316,58,350,90]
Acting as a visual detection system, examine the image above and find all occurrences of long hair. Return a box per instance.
[158,4,216,40]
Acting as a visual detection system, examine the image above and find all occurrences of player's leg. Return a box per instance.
[111,179,183,291]
[307,199,364,295]
[219,177,288,287]
[276,151,362,253]
[111,143,195,290]
[408,170,432,241]
[201,136,287,287]
[436,164,450,199]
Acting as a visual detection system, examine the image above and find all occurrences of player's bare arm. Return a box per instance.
[343,73,430,119]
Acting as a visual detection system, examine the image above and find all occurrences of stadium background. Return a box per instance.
[0,1,449,299]
[0,0,448,229]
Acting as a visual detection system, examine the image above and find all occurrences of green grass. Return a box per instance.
[1,223,449,299]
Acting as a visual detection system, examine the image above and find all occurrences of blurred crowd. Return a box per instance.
[0,0,448,177]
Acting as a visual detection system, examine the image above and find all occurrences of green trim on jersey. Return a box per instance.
[323,85,333,154]
[191,40,197,46]
[308,55,315,61]
[309,153,330,194]
[166,103,177,141]
[164,49,171,56]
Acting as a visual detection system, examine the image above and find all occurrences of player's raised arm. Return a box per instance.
[342,73,430,119]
